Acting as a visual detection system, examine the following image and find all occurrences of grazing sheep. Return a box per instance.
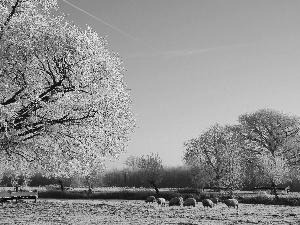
[202,199,214,208]
[224,199,238,210]
[156,198,166,206]
[210,197,219,205]
[169,197,183,206]
[145,196,156,203]
[183,198,196,207]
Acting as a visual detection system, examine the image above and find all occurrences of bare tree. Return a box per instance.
[137,153,163,194]
[124,155,140,171]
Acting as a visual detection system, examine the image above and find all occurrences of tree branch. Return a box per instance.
[1,87,25,105]
[0,0,22,40]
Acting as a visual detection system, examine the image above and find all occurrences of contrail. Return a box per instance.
[163,44,253,58]
[61,0,156,50]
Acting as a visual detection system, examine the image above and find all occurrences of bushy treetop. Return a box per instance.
[0,0,136,178]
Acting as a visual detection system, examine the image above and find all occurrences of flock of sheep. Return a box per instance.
[145,196,238,210]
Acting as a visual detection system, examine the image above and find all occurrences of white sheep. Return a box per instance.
[183,198,196,207]
[202,199,214,208]
[169,197,183,206]
[210,197,219,205]
[145,196,156,203]
[224,198,238,210]
[156,198,166,206]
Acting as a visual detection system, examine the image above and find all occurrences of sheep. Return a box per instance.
[202,199,214,208]
[156,198,166,206]
[169,197,183,206]
[224,198,238,210]
[145,196,156,203]
[210,197,219,205]
[183,198,196,207]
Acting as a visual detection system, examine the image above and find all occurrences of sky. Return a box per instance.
[57,0,300,170]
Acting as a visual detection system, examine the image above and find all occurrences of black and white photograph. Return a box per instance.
[1,0,300,224]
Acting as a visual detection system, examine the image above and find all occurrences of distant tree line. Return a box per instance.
[1,165,300,192]
[2,108,300,197]
[0,166,192,189]
[102,166,192,189]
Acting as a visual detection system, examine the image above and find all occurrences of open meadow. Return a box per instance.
[1,187,300,224]
[1,198,300,224]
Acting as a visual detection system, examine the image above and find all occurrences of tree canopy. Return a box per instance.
[239,109,300,198]
[0,0,136,178]
[239,108,300,159]
[183,124,247,192]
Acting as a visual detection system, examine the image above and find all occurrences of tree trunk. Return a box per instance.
[226,188,233,198]
[124,172,127,185]
[58,180,64,192]
[87,181,93,195]
[150,181,159,194]
[271,182,279,201]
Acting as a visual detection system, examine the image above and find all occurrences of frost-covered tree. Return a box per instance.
[253,154,291,186]
[0,0,136,179]
[2,158,37,189]
[183,124,247,193]
[137,153,163,194]
[239,109,300,200]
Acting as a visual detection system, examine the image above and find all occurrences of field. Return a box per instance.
[1,187,300,224]
[1,199,300,224]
